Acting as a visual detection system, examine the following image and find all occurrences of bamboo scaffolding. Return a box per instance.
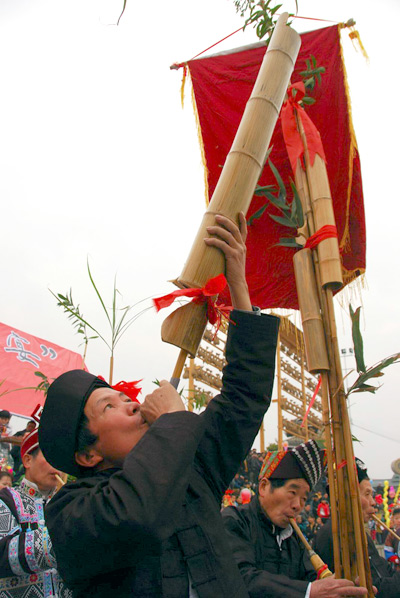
[161,14,301,383]
[292,108,374,594]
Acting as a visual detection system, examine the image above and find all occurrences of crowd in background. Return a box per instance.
[1,412,399,578]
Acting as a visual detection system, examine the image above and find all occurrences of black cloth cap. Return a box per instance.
[39,370,110,476]
[355,457,369,483]
[261,439,325,490]
[291,439,325,489]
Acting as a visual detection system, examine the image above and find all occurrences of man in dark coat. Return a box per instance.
[222,440,369,598]
[38,214,280,598]
[314,458,400,598]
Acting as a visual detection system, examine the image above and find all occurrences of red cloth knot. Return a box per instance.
[153,274,232,331]
[97,376,142,402]
[304,225,338,250]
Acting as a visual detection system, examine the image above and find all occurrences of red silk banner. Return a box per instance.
[0,322,84,417]
[187,25,366,309]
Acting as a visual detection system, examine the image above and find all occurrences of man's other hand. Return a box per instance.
[310,577,368,597]
[140,380,185,425]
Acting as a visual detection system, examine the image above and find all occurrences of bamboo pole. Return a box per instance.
[188,357,195,412]
[372,514,400,542]
[109,354,114,385]
[320,372,342,577]
[293,111,374,595]
[161,14,301,365]
[259,420,265,453]
[290,517,333,579]
[276,331,283,451]
[301,358,308,441]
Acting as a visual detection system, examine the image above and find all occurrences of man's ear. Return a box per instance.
[75,449,103,469]
[22,452,33,471]
[259,477,270,498]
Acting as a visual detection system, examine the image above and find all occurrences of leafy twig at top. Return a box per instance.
[233,0,291,41]
[248,159,305,248]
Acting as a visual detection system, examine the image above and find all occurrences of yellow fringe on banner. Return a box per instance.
[348,28,369,62]
[189,68,210,205]
[180,64,188,109]
[337,24,362,254]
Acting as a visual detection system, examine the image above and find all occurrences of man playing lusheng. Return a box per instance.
[314,458,400,598]
[39,214,280,598]
[222,440,369,598]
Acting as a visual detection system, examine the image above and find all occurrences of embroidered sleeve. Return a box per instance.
[0,496,57,576]
[8,527,57,575]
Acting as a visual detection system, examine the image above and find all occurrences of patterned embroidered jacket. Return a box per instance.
[0,479,71,598]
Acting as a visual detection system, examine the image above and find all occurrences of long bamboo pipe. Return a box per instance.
[290,517,333,579]
[162,13,301,386]
[372,514,400,542]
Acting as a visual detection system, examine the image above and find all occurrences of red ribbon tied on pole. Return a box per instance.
[304,225,338,250]
[281,81,327,175]
[153,274,232,330]
[301,375,322,428]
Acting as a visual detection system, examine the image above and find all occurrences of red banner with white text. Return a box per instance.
[0,322,84,417]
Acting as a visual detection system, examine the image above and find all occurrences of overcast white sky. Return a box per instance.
[0,0,399,480]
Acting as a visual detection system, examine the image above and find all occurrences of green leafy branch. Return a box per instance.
[248,160,305,248]
[33,371,52,395]
[0,371,52,400]
[50,259,153,383]
[346,304,400,395]
[234,0,292,41]
[298,55,325,106]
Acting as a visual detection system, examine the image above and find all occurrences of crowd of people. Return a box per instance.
[0,217,398,597]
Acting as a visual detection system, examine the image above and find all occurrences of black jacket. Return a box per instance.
[222,497,316,598]
[314,518,400,597]
[45,310,279,597]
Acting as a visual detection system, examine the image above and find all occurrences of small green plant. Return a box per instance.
[234,0,291,41]
[299,55,326,106]
[248,160,305,248]
[346,304,400,395]
[51,259,152,383]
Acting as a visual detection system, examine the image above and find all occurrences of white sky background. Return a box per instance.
[0,0,399,480]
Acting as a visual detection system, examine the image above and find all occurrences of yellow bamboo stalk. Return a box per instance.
[290,517,333,579]
[188,357,195,412]
[259,420,265,453]
[320,372,342,577]
[292,127,372,589]
[293,248,329,373]
[109,354,114,385]
[276,331,283,451]
[372,514,400,542]
[161,14,301,359]
[301,357,308,441]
